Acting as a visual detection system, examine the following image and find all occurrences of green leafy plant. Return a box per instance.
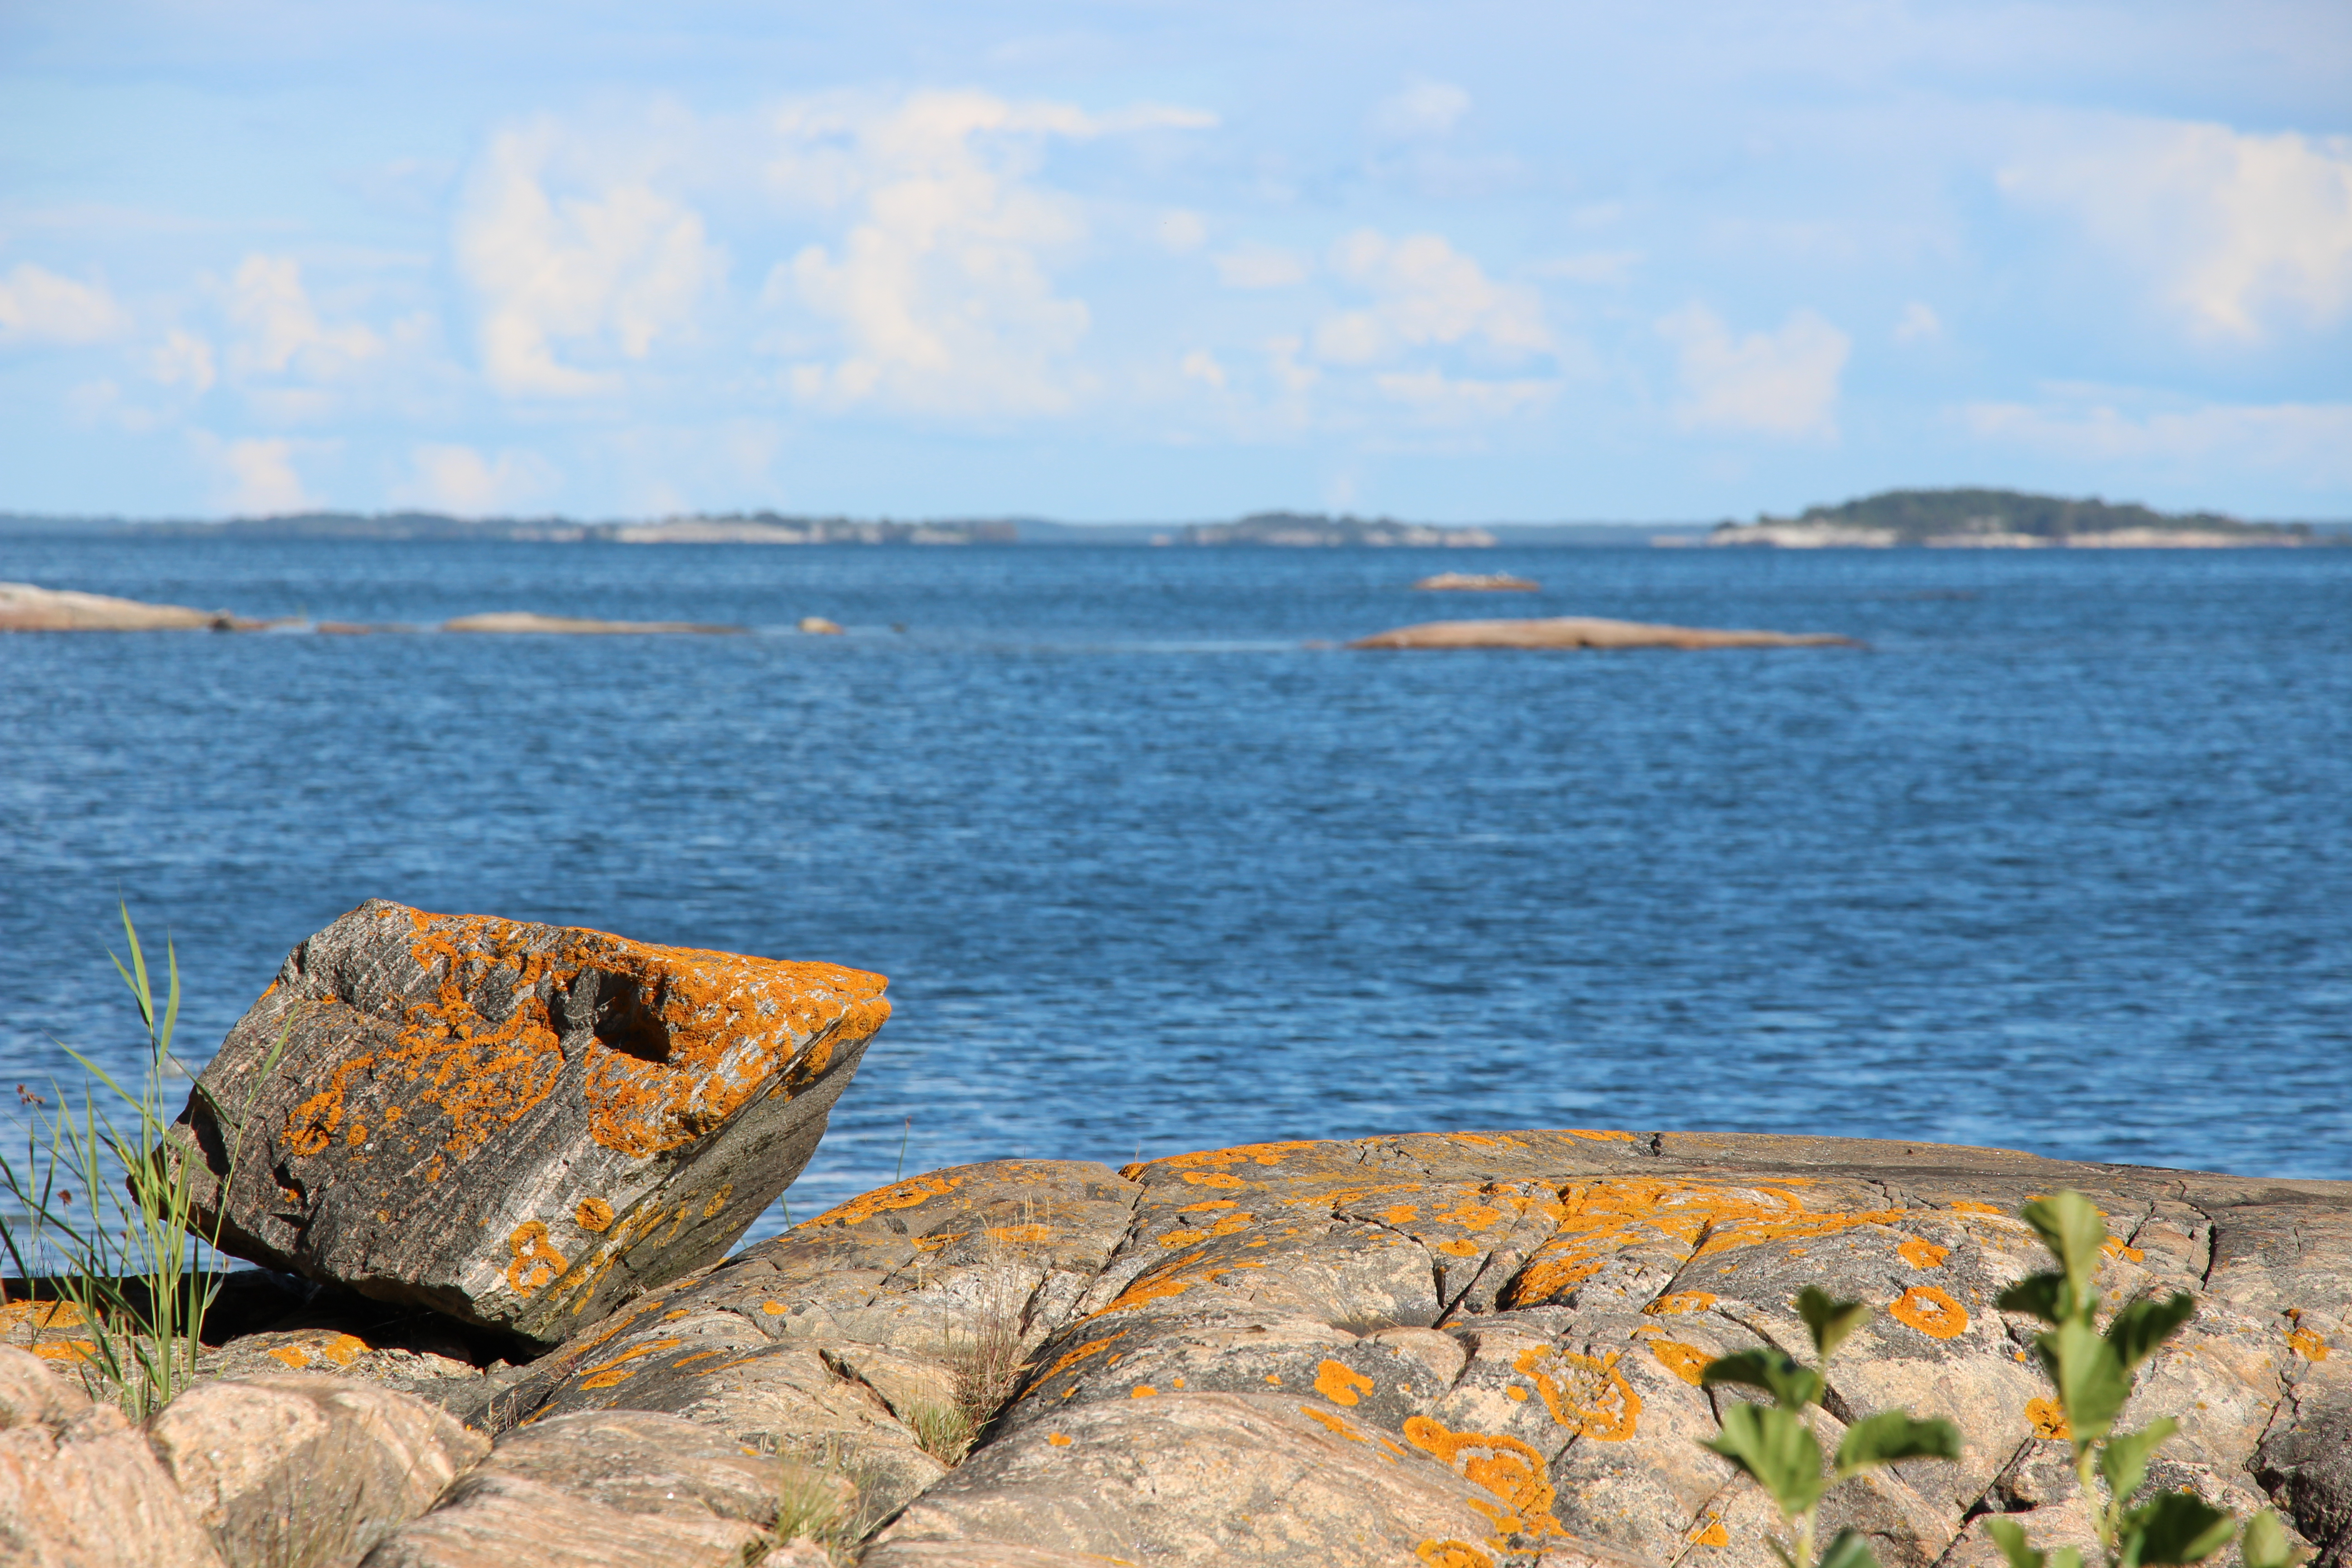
[1986,1191,2300,1568]
[0,904,286,1418]
[1701,1285,1964,1568]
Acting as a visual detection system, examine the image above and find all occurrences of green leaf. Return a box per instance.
[2036,1317,2131,1446]
[2121,1492,2235,1568]
[2107,1294,2196,1372]
[2098,1419,2180,1504]
[1797,1286,1872,1364]
[1996,1273,2071,1325]
[1984,1518,2044,1568]
[2239,1510,2297,1568]
[1703,1401,1825,1516]
[2051,1550,2084,1568]
[1702,1349,1826,1411]
[1836,1411,1964,1476]
[1818,1528,1882,1568]
[2020,1191,2108,1321]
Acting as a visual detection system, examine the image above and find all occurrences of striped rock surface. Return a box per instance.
[165,900,890,1345]
[499,1130,2350,1568]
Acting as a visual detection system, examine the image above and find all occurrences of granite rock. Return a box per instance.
[0,1346,226,1568]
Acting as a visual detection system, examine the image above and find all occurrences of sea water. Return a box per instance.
[3,537,2347,1241]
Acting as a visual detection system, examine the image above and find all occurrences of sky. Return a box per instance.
[2,1,2348,523]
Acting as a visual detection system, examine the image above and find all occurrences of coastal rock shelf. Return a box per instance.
[1349,617,1861,651]
[0,581,260,632]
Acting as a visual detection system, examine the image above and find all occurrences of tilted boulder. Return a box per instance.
[165,900,889,1344]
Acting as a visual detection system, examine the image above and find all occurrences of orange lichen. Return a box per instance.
[1038,1331,1127,1384]
[1650,1341,1711,1386]
[1950,1201,2006,1216]
[1889,1285,1969,1339]
[1508,1181,1903,1306]
[2102,1238,2146,1263]
[1644,1291,1717,1316]
[1403,1416,1567,1543]
[1131,1141,1324,1176]
[1088,1248,1265,1319]
[1177,1200,1238,1213]
[2287,1327,2329,1361]
[1047,1432,1072,1447]
[1898,1238,1950,1269]
[1515,1346,1640,1441]
[575,1197,615,1232]
[505,1221,567,1295]
[1417,1541,1496,1568]
[700,1186,733,1220]
[2026,1397,2070,1439]
[1384,1204,1421,1224]
[1130,1384,1157,1398]
[1303,1406,1370,1441]
[576,1337,681,1390]
[1439,1239,1481,1258]
[1158,1213,1255,1247]
[1176,1171,1246,1190]
[1315,1360,1376,1406]
[1688,1516,1731,1548]
[805,1173,961,1228]
[1569,1129,1639,1142]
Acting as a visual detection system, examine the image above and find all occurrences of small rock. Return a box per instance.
[1348,616,1860,649]
[165,899,891,1344]
[147,1375,489,1567]
[798,617,843,635]
[442,612,745,634]
[1413,572,1541,592]
[0,1346,227,1568]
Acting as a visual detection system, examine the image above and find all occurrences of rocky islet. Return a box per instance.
[4,911,2348,1567]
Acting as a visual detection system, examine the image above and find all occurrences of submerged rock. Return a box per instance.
[0,580,259,632]
[1349,616,1860,650]
[165,900,890,1344]
[441,612,744,635]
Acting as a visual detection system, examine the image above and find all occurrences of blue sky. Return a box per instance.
[2,1,2347,521]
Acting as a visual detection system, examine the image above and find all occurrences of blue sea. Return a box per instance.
[4,536,2348,1244]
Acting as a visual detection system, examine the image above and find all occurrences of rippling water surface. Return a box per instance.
[3,537,2347,1240]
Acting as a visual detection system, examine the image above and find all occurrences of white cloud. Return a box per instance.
[1659,304,1849,439]
[1314,229,1550,366]
[201,435,320,514]
[1180,348,1226,389]
[1531,250,1642,285]
[0,263,130,346]
[1893,302,1943,344]
[392,443,559,514]
[148,329,216,392]
[1964,396,2352,488]
[1373,81,1471,140]
[765,91,1210,417]
[1372,369,1556,423]
[1155,210,1208,252]
[2001,121,2352,341]
[456,120,727,397]
[225,255,382,380]
[1213,245,1310,290]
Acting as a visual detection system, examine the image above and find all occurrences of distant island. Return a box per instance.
[1168,512,1497,548]
[1709,488,2328,548]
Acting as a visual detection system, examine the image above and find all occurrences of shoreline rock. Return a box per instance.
[1414,573,1542,592]
[441,612,745,635]
[1348,616,1861,650]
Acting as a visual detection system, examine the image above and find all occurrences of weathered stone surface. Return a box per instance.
[441,612,745,634]
[165,899,890,1343]
[0,1346,227,1568]
[1347,616,1859,650]
[359,1410,811,1568]
[147,1375,489,1567]
[0,580,259,632]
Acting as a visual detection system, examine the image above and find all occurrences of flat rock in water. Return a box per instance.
[486,1130,2348,1568]
[441,612,745,634]
[1413,573,1542,592]
[165,899,890,1344]
[0,580,257,631]
[1348,615,1859,649]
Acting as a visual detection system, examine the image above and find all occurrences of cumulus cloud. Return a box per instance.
[200,435,320,514]
[456,120,728,397]
[225,255,382,380]
[1372,369,1555,422]
[763,91,1212,416]
[2002,121,2352,341]
[1214,245,1310,289]
[1965,396,2352,487]
[1314,229,1550,366]
[1659,304,1849,439]
[1373,81,1471,140]
[0,263,131,346]
[1155,210,1208,252]
[393,443,558,514]
[148,329,216,392]
[1893,302,1944,344]
[1180,348,1227,389]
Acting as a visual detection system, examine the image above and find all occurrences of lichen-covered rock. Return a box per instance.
[165,900,890,1344]
[0,1347,227,1568]
[498,1131,2350,1568]
[359,1409,820,1568]
[147,1375,490,1567]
